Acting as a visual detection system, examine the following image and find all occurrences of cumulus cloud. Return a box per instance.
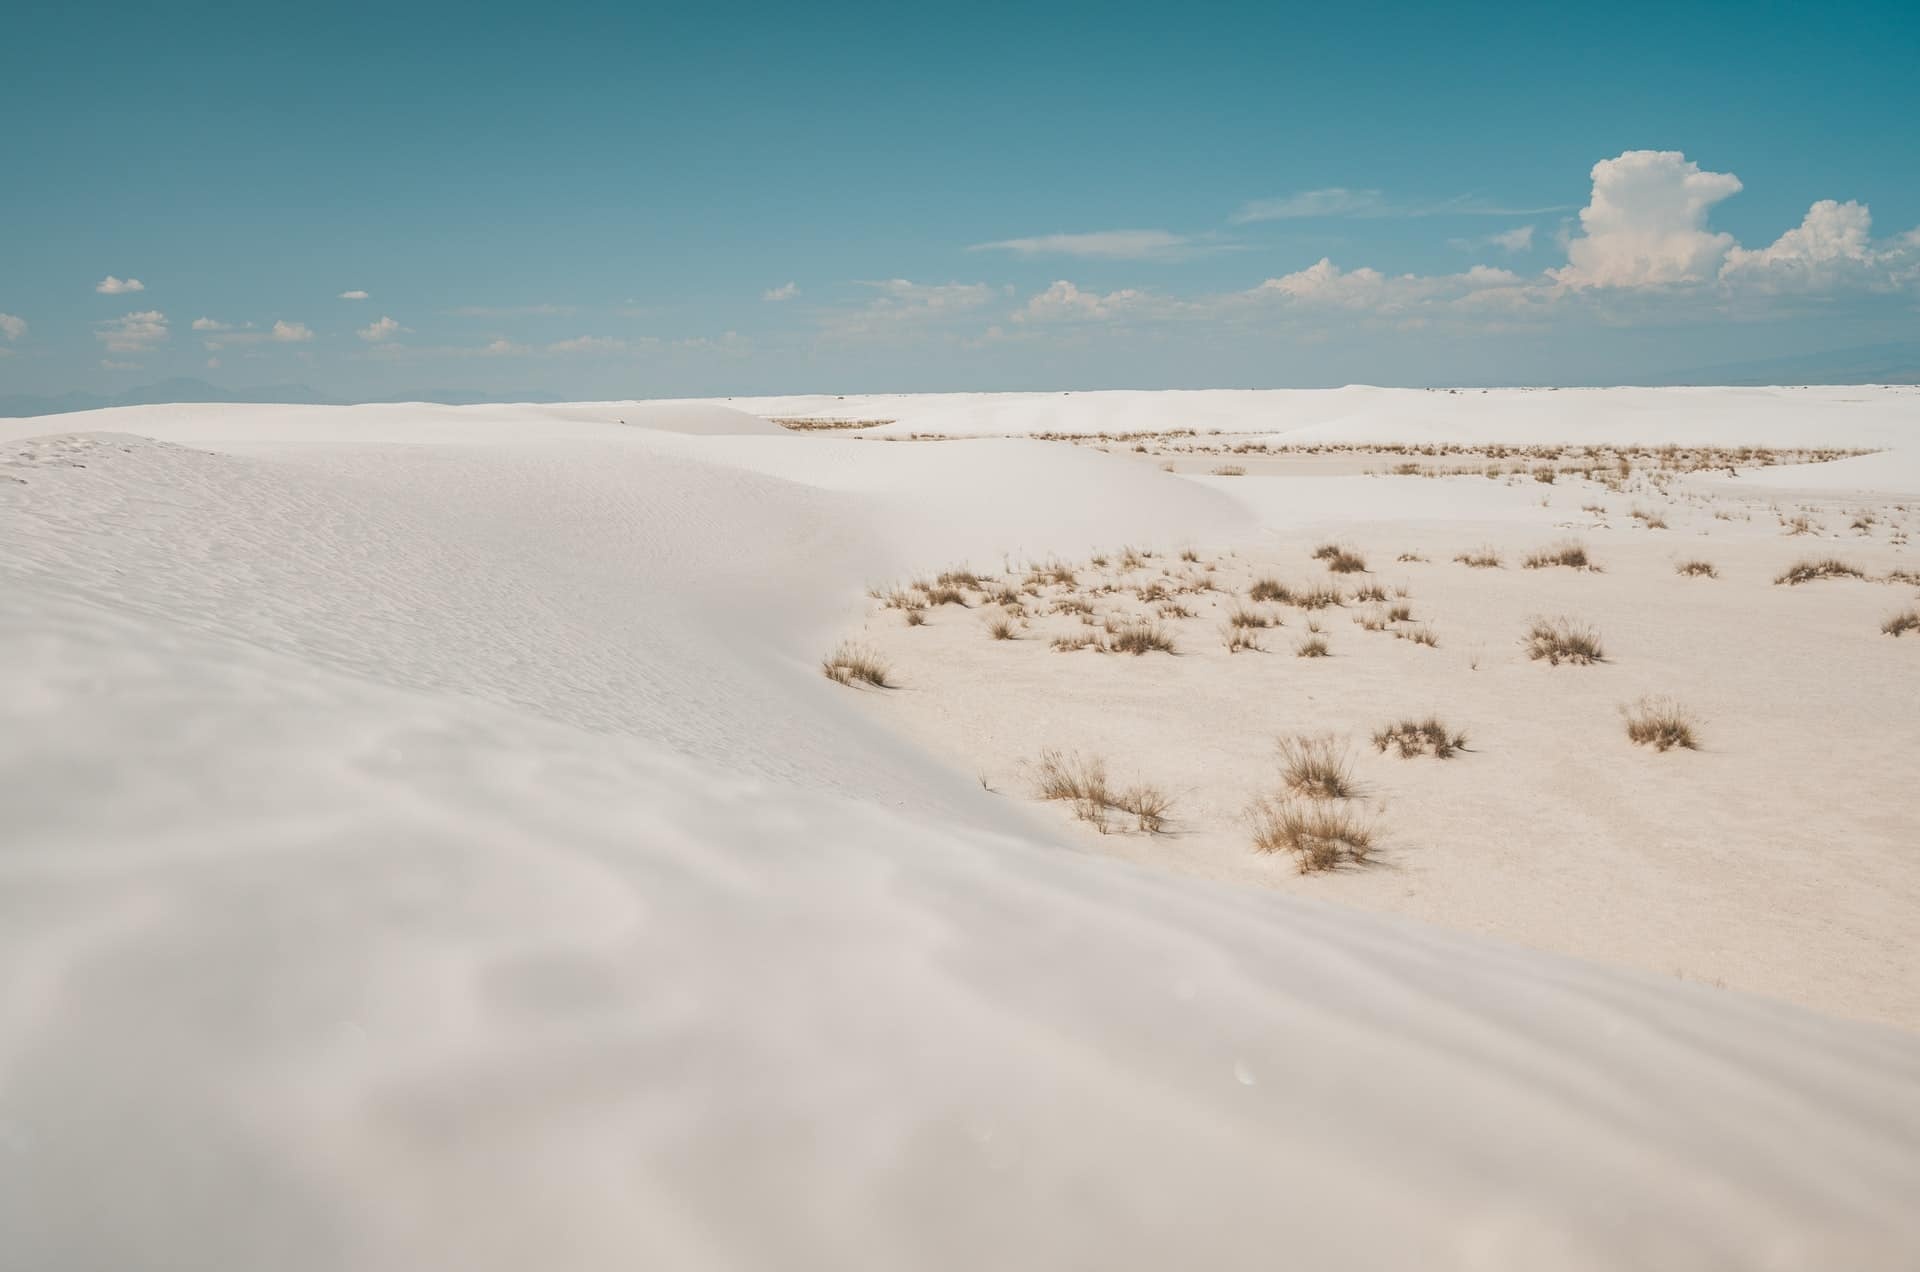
[191,317,233,332]
[95,275,145,295]
[970,230,1209,262]
[95,310,169,353]
[762,282,799,301]
[357,315,403,342]
[0,313,25,341]
[1016,280,1156,322]
[272,320,314,342]
[1550,151,1743,288]
[1245,260,1528,314]
[1720,199,1880,291]
[338,289,370,300]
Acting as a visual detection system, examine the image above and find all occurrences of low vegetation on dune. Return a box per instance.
[1313,543,1369,573]
[1276,734,1356,800]
[1775,557,1865,585]
[1211,464,1247,476]
[1523,616,1605,665]
[1675,559,1718,578]
[1523,540,1599,571]
[1031,748,1173,834]
[1296,582,1343,609]
[1107,620,1176,655]
[1884,608,1920,637]
[1622,696,1700,751]
[1296,634,1330,657]
[1372,717,1467,758]
[1631,505,1669,529]
[1455,546,1502,569]
[822,642,892,687]
[987,615,1019,640]
[1248,577,1293,603]
[1247,795,1374,872]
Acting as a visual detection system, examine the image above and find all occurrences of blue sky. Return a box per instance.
[3,0,1917,399]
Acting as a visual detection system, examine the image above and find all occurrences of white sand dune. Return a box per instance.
[3,392,1920,1270]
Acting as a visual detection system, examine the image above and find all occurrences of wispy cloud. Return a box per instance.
[195,317,316,349]
[95,275,146,295]
[443,303,574,318]
[0,313,25,341]
[821,279,1000,340]
[762,281,799,302]
[1449,225,1537,254]
[338,289,370,300]
[1232,188,1568,224]
[969,229,1221,262]
[357,315,404,342]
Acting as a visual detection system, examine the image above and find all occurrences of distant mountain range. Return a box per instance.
[1637,342,1920,387]
[0,377,564,418]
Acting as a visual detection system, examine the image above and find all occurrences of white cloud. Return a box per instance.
[271,320,314,343]
[1720,199,1879,291]
[762,281,800,301]
[95,310,169,353]
[1451,225,1536,254]
[546,335,625,353]
[483,338,529,356]
[191,317,233,332]
[357,315,403,342]
[0,313,25,341]
[971,229,1207,262]
[1016,280,1156,323]
[1551,151,1743,289]
[338,289,370,300]
[95,275,145,295]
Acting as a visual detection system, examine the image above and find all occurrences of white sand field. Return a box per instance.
[4,388,1920,1269]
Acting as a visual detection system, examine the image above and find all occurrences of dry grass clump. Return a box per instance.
[1455,546,1503,568]
[1350,581,1388,603]
[937,568,984,589]
[1386,602,1413,622]
[1523,616,1605,665]
[1227,605,1276,628]
[1248,577,1293,604]
[924,585,971,606]
[1882,568,1920,586]
[1157,601,1196,619]
[1050,595,1093,615]
[986,616,1018,640]
[1396,551,1429,563]
[1396,624,1439,647]
[1222,624,1265,653]
[822,642,892,687]
[1247,796,1374,872]
[1372,717,1467,758]
[1107,621,1176,655]
[1295,582,1343,609]
[1031,749,1172,833]
[1523,540,1599,571]
[1675,559,1718,578]
[1314,544,1369,573]
[1295,634,1330,657]
[1631,505,1670,529]
[1781,514,1819,536]
[1774,557,1865,585]
[1179,548,1200,562]
[1212,464,1248,476]
[1622,696,1700,751]
[904,607,928,627]
[1277,735,1355,799]
[1883,608,1920,637]
[1051,632,1107,653]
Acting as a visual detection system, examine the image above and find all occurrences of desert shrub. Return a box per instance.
[904,608,927,627]
[1114,784,1174,833]
[1314,544,1368,573]
[1882,569,1920,586]
[1774,557,1865,585]
[1354,608,1388,632]
[1296,582,1343,609]
[1455,547,1503,569]
[1396,552,1429,563]
[1372,716,1467,758]
[1157,601,1196,619]
[924,585,971,607]
[1050,595,1094,615]
[1523,617,1605,665]
[1387,602,1413,623]
[1622,696,1699,751]
[1351,581,1388,602]
[822,642,892,687]
[1248,577,1293,603]
[1533,467,1557,484]
[1675,560,1718,578]
[1523,540,1598,571]
[1212,464,1247,476]
[1296,635,1330,657]
[987,616,1018,640]
[1883,608,1920,637]
[1179,548,1200,562]
[1247,796,1374,872]
[937,568,984,589]
[1051,632,1106,652]
[1396,624,1440,647]
[1631,506,1669,529]
[1227,605,1275,628]
[1277,734,1355,799]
